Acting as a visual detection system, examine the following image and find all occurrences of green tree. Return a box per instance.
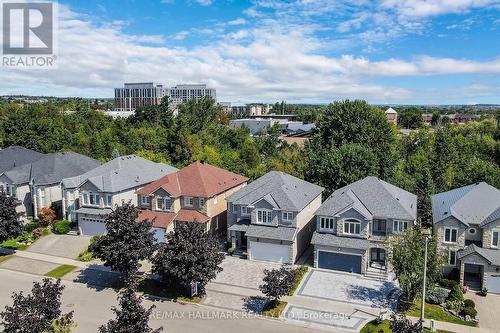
[0,192,23,242]
[398,107,424,129]
[387,228,444,302]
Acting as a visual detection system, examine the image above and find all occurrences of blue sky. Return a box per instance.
[1,0,500,104]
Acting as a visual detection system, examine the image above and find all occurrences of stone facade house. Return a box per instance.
[136,161,248,242]
[226,171,324,264]
[61,155,177,238]
[311,176,417,278]
[432,182,500,293]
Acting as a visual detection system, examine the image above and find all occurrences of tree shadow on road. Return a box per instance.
[72,264,121,291]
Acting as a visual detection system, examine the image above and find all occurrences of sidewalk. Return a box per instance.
[408,316,499,333]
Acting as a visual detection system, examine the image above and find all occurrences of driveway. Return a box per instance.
[213,255,281,290]
[468,292,500,330]
[27,234,91,259]
[0,256,60,276]
[297,269,399,309]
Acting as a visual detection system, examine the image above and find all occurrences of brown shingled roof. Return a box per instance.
[137,161,248,197]
[137,210,176,229]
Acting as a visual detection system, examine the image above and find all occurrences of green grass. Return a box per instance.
[0,254,14,263]
[404,299,477,327]
[136,279,203,304]
[360,320,455,333]
[44,264,77,279]
[261,300,288,318]
[76,248,93,262]
[0,238,30,250]
[287,265,308,296]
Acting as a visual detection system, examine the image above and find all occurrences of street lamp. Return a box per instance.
[421,229,432,332]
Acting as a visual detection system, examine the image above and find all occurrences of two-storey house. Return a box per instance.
[432,182,500,294]
[0,151,101,219]
[226,171,324,264]
[311,176,417,276]
[62,155,177,237]
[136,161,248,242]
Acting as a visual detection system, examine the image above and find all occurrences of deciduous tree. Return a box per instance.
[89,204,157,285]
[0,192,22,242]
[259,265,295,304]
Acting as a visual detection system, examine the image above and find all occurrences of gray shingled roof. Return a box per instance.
[431,182,500,226]
[75,207,113,216]
[0,146,44,174]
[458,244,500,265]
[315,176,417,220]
[244,224,297,241]
[311,232,371,250]
[2,152,101,185]
[62,155,177,192]
[226,171,324,212]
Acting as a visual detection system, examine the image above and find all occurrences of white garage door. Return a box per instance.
[249,241,291,264]
[79,217,106,236]
[487,273,500,294]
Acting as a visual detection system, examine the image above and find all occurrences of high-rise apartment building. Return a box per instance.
[114,83,167,112]
[168,84,217,110]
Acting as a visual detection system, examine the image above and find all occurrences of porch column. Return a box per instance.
[231,231,236,248]
[460,261,465,286]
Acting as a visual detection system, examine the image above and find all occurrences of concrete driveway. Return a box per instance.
[297,269,399,309]
[0,256,60,276]
[27,234,91,259]
[213,255,281,290]
[468,292,500,329]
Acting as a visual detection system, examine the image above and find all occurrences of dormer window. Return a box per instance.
[344,219,361,235]
[320,217,335,231]
[257,209,272,224]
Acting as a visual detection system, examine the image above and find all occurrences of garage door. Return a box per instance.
[487,273,500,295]
[249,241,291,263]
[318,251,362,274]
[79,217,106,236]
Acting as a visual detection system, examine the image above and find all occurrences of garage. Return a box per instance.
[249,241,291,263]
[78,216,106,236]
[487,273,500,295]
[317,251,362,274]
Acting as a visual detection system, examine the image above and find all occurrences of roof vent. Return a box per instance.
[444,211,448,215]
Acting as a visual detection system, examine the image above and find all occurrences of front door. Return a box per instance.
[370,248,386,263]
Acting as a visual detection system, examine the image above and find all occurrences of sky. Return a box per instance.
[1,0,500,104]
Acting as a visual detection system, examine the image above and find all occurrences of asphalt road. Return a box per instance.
[0,269,333,333]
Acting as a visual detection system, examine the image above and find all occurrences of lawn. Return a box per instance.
[261,300,287,318]
[404,299,477,327]
[360,319,455,333]
[287,265,308,296]
[136,278,203,304]
[0,238,30,251]
[44,264,77,279]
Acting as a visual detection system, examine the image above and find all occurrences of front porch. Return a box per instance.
[228,220,250,251]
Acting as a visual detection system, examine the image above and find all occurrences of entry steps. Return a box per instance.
[365,267,389,281]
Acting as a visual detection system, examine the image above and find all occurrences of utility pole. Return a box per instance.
[420,235,430,332]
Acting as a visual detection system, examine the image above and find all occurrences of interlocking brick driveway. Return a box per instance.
[214,255,281,289]
[297,270,398,309]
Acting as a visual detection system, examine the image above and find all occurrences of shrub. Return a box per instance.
[447,284,464,302]
[90,235,101,244]
[460,306,477,318]
[479,288,488,296]
[463,299,475,308]
[32,227,43,239]
[38,208,56,226]
[23,221,40,233]
[439,278,458,289]
[426,287,450,304]
[444,300,462,311]
[228,247,235,256]
[53,220,71,235]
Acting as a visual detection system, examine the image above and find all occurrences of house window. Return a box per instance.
[184,196,193,207]
[282,212,293,224]
[199,198,205,207]
[344,220,361,235]
[156,197,171,212]
[105,194,112,207]
[141,195,150,205]
[393,220,409,234]
[82,192,89,205]
[448,250,457,265]
[5,184,15,197]
[241,206,250,216]
[39,187,46,207]
[89,193,100,206]
[320,217,335,231]
[444,227,458,243]
[257,209,272,224]
[492,231,499,248]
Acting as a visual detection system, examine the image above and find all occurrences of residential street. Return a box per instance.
[0,269,344,333]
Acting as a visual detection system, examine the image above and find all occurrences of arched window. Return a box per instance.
[344,219,361,235]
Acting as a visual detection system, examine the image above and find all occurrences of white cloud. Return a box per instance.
[194,0,213,6]
[173,31,189,40]
[381,0,500,17]
[0,4,498,104]
[228,18,246,26]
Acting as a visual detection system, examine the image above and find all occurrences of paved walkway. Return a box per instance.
[1,247,90,268]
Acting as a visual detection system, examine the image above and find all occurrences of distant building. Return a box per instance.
[222,103,271,117]
[229,118,303,136]
[168,84,216,110]
[114,83,216,113]
[422,113,433,124]
[385,107,398,125]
